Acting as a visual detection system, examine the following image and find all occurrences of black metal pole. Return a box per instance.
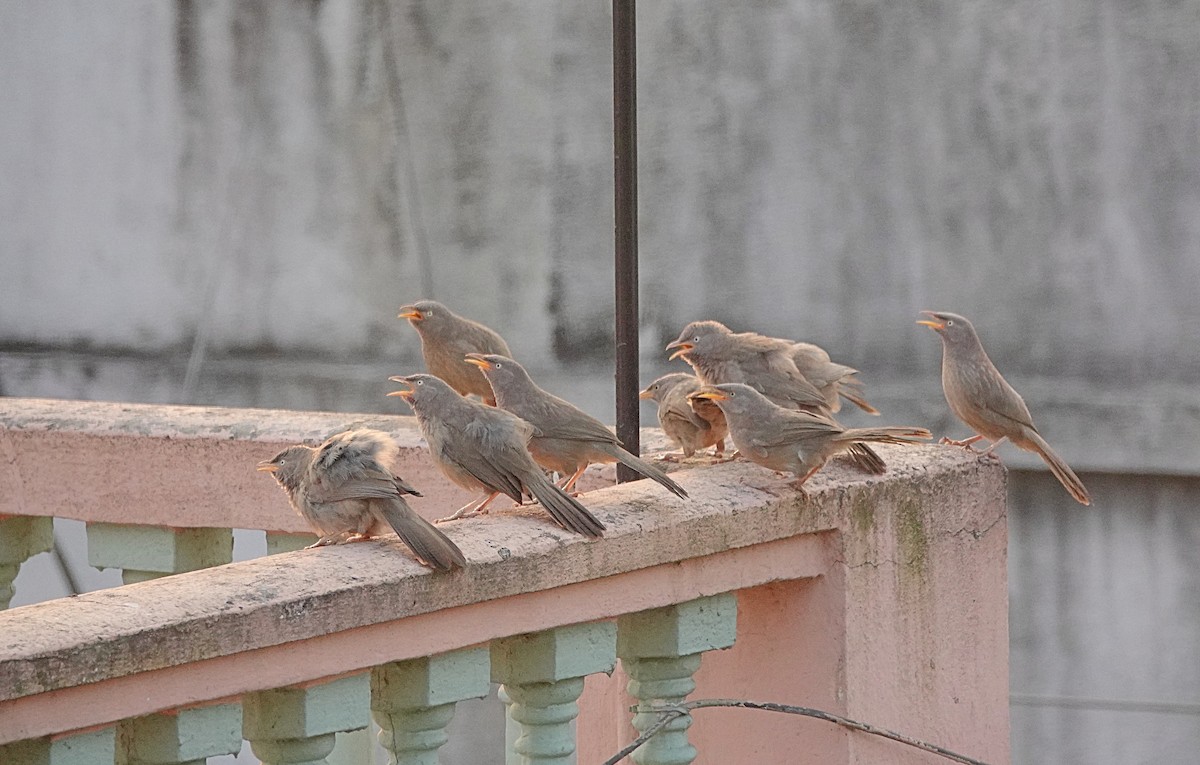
[613,0,639,482]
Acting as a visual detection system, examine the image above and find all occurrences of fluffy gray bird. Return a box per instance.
[257,428,466,571]
[918,310,1090,505]
[639,372,727,459]
[388,373,607,538]
[693,383,931,494]
[465,354,688,498]
[667,320,885,473]
[398,300,512,406]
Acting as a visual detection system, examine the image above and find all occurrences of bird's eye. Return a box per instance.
[416,379,424,385]
[945,319,954,326]
[692,336,700,342]
[425,310,433,317]
[495,362,502,368]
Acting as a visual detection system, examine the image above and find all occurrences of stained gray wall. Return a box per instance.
[3,1,1200,763]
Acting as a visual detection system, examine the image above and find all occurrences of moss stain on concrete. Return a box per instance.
[895,497,929,588]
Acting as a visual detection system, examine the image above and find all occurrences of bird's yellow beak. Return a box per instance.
[638,388,654,400]
[387,376,415,400]
[463,355,492,370]
[256,460,278,473]
[916,311,944,330]
[398,308,423,321]
[666,341,693,361]
[691,390,728,402]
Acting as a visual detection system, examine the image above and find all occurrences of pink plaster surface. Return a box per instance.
[0,398,631,531]
[0,398,1009,763]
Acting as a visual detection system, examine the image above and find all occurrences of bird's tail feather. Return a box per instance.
[838,382,880,415]
[609,447,689,499]
[527,473,606,538]
[1022,430,1091,506]
[375,498,467,571]
[836,427,932,475]
[842,443,886,474]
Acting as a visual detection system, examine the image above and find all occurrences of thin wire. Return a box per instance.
[603,698,991,765]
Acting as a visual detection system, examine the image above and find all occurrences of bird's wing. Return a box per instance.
[661,400,709,430]
[529,395,622,444]
[307,467,407,503]
[436,418,529,500]
[747,411,841,450]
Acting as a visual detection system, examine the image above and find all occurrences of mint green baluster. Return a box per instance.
[244,675,370,765]
[492,622,617,765]
[371,647,490,764]
[617,594,738,765]
[0,515,53,608]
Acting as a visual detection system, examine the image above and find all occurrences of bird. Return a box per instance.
[256,428,466,571]
[639,372,728,459]
[465,354,688,498]
[388,373,607,537]
[917,310,1091,505]
[666,320,828,410]
[788,342,879,415]
[397,300,512,406]
[667,320,885,474]
[693,383,931,495]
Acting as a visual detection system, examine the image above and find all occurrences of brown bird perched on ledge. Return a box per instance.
[693,383,931,494]
[788,341,879,415]
[917,310,1091,505]
[639,372,728,459]
[667,320,885,474]
[389,373,607,538]
[257,428,466,571]
[398,300,512,406]
[465,353,687,498]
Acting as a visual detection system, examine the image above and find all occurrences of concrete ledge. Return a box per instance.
[0,398,656,532]
[0,442,1003,740]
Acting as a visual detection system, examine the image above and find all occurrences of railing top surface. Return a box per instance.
[0,423,998,704]
[0,397,673,531]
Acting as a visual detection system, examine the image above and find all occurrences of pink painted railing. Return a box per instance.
[0,398,1009,764]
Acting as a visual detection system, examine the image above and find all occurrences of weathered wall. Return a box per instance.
[2,2,1200,764]
[3,0,1200,380]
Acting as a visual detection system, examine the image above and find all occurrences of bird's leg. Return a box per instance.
[713,439,726,457]
[436,492,498,523]
[473,491,501,515]
[305,533,347,549]
[561,466,589,496]
[343,532,374,543]
[976,436,1008,461]
[787,465,823,500]
[939,434,985,450]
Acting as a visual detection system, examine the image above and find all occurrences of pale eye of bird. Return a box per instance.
[425,310,433,317]
[692,336,700,342]
[495,362,502,368]
[946,319,954,326]
[416,379,424,385]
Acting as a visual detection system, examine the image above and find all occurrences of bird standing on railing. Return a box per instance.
[917,310,1091,505]
[397,299,512,406]
[464,353,688,498]
[256,428,466,571]
[388,373,607,537]
[667,320,885,474]
[639,372,728,459]
[692,383,931,495]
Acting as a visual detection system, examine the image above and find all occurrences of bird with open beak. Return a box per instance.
[667,320,886,474]
[397,299,512,406]
[256,428,466,571]
[639,372,728,459]
[693,383,931,495]
[388,373,606,537]
[465,353,688,498]
[917,310,1091,505]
